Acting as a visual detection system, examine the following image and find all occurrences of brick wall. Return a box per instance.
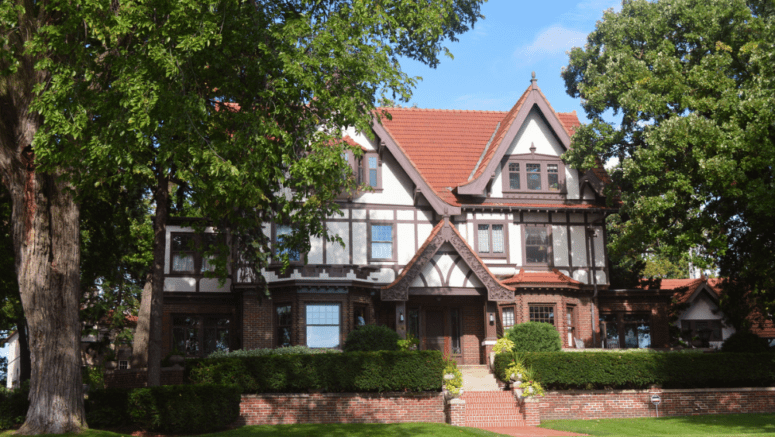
[447,398,466,426]
[526,387,775,423]
[505,291,594,349]
[237,392,446,425]
[104,368,185,389]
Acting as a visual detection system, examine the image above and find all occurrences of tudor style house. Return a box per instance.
[161,76,640,364]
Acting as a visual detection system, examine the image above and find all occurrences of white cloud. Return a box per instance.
[513,25,589,65]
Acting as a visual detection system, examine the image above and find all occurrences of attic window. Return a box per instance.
[502,154,565,195]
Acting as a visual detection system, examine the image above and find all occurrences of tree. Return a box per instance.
[562,0,775,316]
[2,0,484,433]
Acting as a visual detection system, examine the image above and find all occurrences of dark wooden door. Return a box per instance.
[425,310,445,352]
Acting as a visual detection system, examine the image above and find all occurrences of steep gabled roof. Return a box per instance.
[382,219,514,302]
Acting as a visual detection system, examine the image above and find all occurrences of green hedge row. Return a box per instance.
[86,384,240,433]
[494,351,775,389]
[186,350,445,393]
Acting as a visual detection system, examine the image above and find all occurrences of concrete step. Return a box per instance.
[459,366,501,391]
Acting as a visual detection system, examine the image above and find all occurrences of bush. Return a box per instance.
[0,381,29,430]
[721,330,772,353]
[208,345,338,359]
[187,350,444,393]
[493,351,775,389]
[505,322,562,352]
[87,384,240,433]
[344,325,400,352]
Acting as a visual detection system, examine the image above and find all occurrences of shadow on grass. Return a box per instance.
[541,413,775,436]
[198,423,501,437]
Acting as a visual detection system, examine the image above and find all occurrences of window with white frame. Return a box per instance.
[306,304,340,348]
[370,224,394,260]
[502,307,515,329]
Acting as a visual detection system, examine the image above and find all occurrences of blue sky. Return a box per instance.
[398,0,621,122]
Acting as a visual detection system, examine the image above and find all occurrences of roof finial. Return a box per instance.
[531,71,538,89]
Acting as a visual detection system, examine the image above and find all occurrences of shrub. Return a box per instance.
[82,365,105,391]
[492,337,514,354]
[493,351,775,389]
[344,325,400,352]
[187,350,444,393]
[721,330,772,353]
[443,359,463,396]
[207,345,338,359]
[0,381,29,430]
[505,322,562,352]
[87,384,240,433]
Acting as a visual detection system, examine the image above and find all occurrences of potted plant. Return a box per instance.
[519,380,545,397]
[168,347,185,367]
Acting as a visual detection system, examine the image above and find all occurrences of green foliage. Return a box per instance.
[0,381,29,430]
[208,345,338,359]
[82,366,105,391]
[344,325,400,352]
[187,351,445,393]
[86,385,240,433]
[494,351,775,389]
[721,330,772,353]
[505,322,562,352]
[492,337,514,354]
[518,380,545,397]
[562,0,775,315]
[397,333,420,351]
[442,359,463,396]
[503,351,528,381]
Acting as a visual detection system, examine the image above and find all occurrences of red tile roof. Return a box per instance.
[501,269,582,289]
[378,85,592,209]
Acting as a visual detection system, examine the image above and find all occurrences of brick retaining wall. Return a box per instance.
[237,392,445,425]
[525,387,775,423]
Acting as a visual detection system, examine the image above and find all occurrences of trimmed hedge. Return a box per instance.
[344,325,400,352]
[494,351,775,389]
[721,330,772,353]
[86,384,240,433]
[187,350,445,393]
[505,322,562,352]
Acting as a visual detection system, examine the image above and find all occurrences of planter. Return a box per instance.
[104,361,118,370]
[169,355,185,367]
[443,373,456,380]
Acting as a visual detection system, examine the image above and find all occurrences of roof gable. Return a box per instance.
[457,80,575,195]
[382,219,514,302]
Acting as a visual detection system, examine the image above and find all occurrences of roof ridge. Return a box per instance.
[377,107,508,114]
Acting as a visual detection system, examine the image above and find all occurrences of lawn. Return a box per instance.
[0,423,504,437]
[540,413,775,436]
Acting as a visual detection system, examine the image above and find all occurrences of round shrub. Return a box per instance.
[344,324,399,352]
[505,322,562,352]
[721,330,772,353]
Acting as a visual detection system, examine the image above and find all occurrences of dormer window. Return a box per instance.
[502,154,565,194]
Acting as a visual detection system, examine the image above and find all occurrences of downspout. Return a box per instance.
[587,228,599,346]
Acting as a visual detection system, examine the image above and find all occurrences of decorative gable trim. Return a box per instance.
[371,120,462,216]
[456,83,572,196]
[381,218,514,302]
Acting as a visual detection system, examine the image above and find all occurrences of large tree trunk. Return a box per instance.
[131,275,152,368]
[0,13,86,433]
[147,173,169,387]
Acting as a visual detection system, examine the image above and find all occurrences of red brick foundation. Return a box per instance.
[104,367,185,389]
[530,387,775,423]
[237,392,446,425]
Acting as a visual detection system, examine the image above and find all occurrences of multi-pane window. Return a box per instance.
[276,304,292,347]
[368,156,378,187]
[275,225,301,262]
[525,227,549,264]
[170,233,224,273]
[450,308,462,355]
[407,309,420,339]
[526,163,542,190]
[681,319,723,343]
[172,315,230,358]
[547,164,560,191]
[566,306,576,347]
[306,304,340,348]
[477,224,505,255]
[502,307,515,329]
[371,224,393,259]
[508,163,520,190]
[119,360,128,370]
[353,305,367,328]
[601,313,651,349]
[529,305,555,325]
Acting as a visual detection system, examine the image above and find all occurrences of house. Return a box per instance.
[161,75,659,364]
[2,330,20,389]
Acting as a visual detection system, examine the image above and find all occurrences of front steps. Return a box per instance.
[456,365,525,427]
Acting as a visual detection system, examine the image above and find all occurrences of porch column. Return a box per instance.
[395,301,407,339]
[483,301,498,366]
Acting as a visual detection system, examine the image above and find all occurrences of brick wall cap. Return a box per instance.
[241,391,442,399]
[545,386,775,395]
[448,398,466,405]
[523,397,540,403]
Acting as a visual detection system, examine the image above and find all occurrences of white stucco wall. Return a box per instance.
[677,292,736,340]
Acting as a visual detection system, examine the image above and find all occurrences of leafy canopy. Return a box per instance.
[563,0,775,315]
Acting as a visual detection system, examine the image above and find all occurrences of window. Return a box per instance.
[368,156,378,187]
[370,223,394,260]
[502,154,565,194]
[353,304,368,328]
[119,360,128,370]
[477,224,505,256]
[172,315,230,358]
[450,308,462,356]
[566,306,576,347]
[407,309,420,339]
[170,233,224,273]
[681,319,722,343]
[276,304,293,347]
[600,313,651,349]
[275,225,301,262]
[529,305,555,325]
[524,227,550,264]
[359,152,382,191]
[306,304,340,348]
[502,307,515,329]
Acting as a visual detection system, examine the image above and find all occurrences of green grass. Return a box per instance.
[540,413,775,436]
[0,423,504,437]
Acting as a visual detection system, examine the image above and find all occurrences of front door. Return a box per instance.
[425,310,445,352]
